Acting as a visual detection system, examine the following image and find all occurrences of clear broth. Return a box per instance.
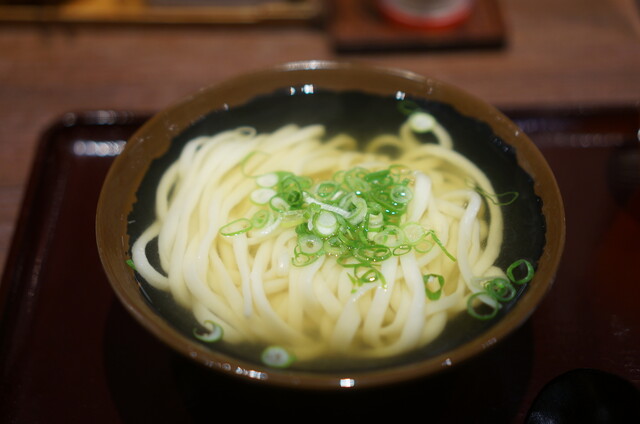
[127,90,546,372]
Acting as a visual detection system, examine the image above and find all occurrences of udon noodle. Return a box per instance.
[131,109,517,365]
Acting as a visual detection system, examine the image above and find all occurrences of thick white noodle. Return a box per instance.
[130,118,506,362]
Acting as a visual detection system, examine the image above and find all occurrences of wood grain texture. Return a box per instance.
[0,0,324,25]
[328,0,508,52]
[1,0,640,276]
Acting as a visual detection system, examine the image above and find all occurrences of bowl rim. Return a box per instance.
[96,60,566,390]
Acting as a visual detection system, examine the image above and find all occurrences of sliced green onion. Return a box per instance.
[291,246,319,267]
[280,210,306,228]
[370,190,395,211]
[397,99,420,116]
[353,245,392,264]
[250,188,276,205]
[346,166,368,179]
[467,259,535,320]
[423,273,445,300]
[426,230,456,262]
[297,175,313,190]
[255,172,279,188]
[475,185,520,206]
[304,194,350,218]
[402,221,426,244]
[367,212,384,230]
[390,184,413,204]
[485,277,516,302]
[269,196,291,213]
[261,346,295,368]
[323,236,347,256]
[193,320,223,343]
[278,175,305,208]
[389,164,412,178]
[355,266,386,286]
[373,225,405,248]
[345,196,368,226]
[219,218,252,236]
[332,169,347,183]
[413,238,435,254]
[364,169,392,186]
[507,259,535,285]
[345,175,371,195]
[312,210,338,237]
[283,190,304,209]
[298,233,324,255]
[125,259,136,270]
[392,244,412,256]
[226,157,523,297]
[316,181,340,198]
[251,209,271,229]
[467,291,500,320]
[336,223,359,248]
[337,253,362,268]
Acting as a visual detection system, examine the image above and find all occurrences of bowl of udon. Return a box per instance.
[96,60,565,389]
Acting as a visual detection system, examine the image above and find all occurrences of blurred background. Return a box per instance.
[1,2,639,423]
[1,0,639,275]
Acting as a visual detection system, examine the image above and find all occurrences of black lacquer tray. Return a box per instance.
[1,106,639,423]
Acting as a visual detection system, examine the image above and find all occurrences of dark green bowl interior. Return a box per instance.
[127,89,546,373]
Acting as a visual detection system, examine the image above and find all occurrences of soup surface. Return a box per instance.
[127,90,545,372]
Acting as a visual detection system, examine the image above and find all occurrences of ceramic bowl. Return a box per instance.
[96,61,565,389]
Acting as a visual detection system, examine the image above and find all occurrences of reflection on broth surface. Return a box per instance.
[127,90,545,371]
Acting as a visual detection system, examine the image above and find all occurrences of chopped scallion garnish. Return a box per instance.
[473,184,520,206]
[261,346,295,368]
[298,233,324,255]
[219,218,252,236]
[255,172,279,188]
[467,291,500,320]
[193,320,223,343]
[485,278,516,302]
[423,273,445,300]
[125,259,136,270]
[507,259,535,285]
[220,163,460,289]
[466,259,535,320]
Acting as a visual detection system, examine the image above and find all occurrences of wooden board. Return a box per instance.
[328,0,507,52]
[0,0,323,25]
[1,106,639,422]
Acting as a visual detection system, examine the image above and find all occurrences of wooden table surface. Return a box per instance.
[1,0,639,277]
